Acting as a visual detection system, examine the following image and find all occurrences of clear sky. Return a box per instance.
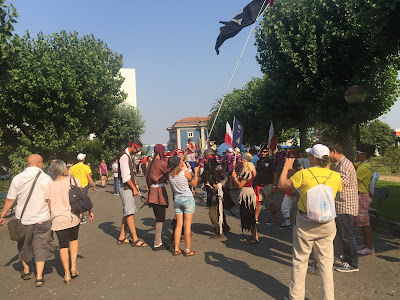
[9,0,400,144]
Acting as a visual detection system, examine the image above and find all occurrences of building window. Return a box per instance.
[188,131,194,138]
[171,132,176,139]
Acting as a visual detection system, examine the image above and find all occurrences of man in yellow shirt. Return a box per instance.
[279,144,342,300]
[354,143,375,256]
[69,153,96,195]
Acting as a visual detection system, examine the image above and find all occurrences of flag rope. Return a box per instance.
[207,0,270,148]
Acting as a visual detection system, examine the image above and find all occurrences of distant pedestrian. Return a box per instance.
[45,159,94,284]
[99,160,108,187]
[185,139,198,170]
[0,154,54,287]
[69,153,96,194]
[111,159,119,195]
[146,144,171,251]
[46,159,56,181]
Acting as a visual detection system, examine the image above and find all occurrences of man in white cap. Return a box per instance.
[278,143,342,300]
[69,153,96,195]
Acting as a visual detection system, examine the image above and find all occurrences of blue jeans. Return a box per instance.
[113,177,119,194]
[336,214,358,268]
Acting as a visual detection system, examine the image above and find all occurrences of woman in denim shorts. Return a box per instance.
[168,155,199,257]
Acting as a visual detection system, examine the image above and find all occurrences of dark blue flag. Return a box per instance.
[215,0,272,54]
[232,117,244,147]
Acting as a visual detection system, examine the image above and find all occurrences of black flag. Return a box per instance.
[215,0,272,55]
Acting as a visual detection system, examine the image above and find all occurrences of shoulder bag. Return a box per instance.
[7,171,41,241]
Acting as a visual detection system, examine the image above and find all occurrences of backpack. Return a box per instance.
[361,164,380,197]
[69,177,93,215]
[302,169,336,223]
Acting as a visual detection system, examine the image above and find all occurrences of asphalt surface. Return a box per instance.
[0,174,399,299]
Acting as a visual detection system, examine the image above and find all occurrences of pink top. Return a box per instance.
[99,163,107,174]
[45,176,80,231]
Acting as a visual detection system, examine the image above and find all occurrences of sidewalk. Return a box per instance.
[0,175,399,299]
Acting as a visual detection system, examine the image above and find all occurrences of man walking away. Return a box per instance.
[0,154,54,287]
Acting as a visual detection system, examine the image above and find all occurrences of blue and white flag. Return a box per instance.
[232,117,244,147]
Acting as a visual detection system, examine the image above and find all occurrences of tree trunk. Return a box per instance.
[339,126,354,162]
[298,125,307,152]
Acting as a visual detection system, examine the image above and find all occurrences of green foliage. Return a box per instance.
[141,145,151,156]
[8,145,32,176]
[0,0,18,64]
[374,180,400,222]
[0,31,126,157]
[384,146,400,173]
[100,103,145,162]
[360,119,395,155]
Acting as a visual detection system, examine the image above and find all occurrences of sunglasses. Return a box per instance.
[262,150,269,153]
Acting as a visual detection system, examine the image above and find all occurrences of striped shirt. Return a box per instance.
[331,156,359,216]
[169,170,192,197]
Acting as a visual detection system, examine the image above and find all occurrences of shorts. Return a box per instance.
[152,204,166,222]
[354,193,372,226]
[55,224,80,249]
[258,184,274,205]
[174,196,195,214]
[17,219,55,263]
[119,183,137,216]
[101,173,107,176]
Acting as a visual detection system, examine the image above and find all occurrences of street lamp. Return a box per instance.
[345,85,366,149]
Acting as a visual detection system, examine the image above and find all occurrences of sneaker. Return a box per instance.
[335,262,359,273]
[79,216,86,224]
[357,247,375,256]
[334,255,347,267]
[279,223,292,230]
[152,244,170,251]
[266,220,276,225]
[356,244,366,250]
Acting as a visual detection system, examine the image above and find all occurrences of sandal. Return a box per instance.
[183,249,197,257]
[244,238,259,244]
[21,270,32,280]
[117,238,130,245]
[64,275,71,285]
[173,249,182,256]
[130,239,147,247]
[71,269,79,278]
[35,278,45,287]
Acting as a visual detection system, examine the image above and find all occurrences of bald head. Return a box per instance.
[27,154,44,168]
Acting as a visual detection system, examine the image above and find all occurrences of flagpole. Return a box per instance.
[207,0,270,145]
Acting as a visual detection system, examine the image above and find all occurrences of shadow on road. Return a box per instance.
[205,251,288,298]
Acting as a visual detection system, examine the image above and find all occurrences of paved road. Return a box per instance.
[0,174,399,299]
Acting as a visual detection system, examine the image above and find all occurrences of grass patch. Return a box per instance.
[373,180,400,223]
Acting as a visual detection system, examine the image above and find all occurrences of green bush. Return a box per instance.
[384,146,400,173]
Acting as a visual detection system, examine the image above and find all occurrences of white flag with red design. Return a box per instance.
[225,122,233,146]
[268,121,276,151]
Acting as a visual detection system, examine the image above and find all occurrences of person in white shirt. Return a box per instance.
[0,154,54,287]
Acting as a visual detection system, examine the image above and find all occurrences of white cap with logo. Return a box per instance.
[77,153,86,161]
[306,144,329,159]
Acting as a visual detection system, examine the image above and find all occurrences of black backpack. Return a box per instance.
[69,177,93,215]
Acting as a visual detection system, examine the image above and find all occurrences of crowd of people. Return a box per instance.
[0,138,378,300]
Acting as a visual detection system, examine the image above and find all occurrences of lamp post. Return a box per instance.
[345,85,366,149]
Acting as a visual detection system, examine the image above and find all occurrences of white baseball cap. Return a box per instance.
[77,153,86,161]
[306,144,329,159]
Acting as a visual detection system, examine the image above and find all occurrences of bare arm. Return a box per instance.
[0,198,16,225]
[187,167,200,187]
[278,158,295,190]
[87,173,96,191]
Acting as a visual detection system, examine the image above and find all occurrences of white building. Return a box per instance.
[120,68,137,107]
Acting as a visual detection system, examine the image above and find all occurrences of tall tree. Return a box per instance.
[100,103,145,161]
[255,0,400,160]
[0,0,18,72]
[0,31,126,157]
